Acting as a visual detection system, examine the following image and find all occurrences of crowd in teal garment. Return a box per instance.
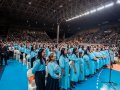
[11,43,115,90]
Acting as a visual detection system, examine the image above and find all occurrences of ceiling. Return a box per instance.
[0,0,117,24]
[0,0,120,39]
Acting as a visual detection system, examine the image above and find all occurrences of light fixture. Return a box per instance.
[66,2,115,22]
[90,9,97,13]
[83,11,90,15]
[117,0,120,4]
[97,6,105,11]
[104,2,114,8]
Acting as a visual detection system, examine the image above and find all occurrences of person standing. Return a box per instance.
[70,48,79,86]
[59,48,70,90]
[32,49,46,90]
[46,53,60,90]
[78,52,85,81]
[0,43,8,66]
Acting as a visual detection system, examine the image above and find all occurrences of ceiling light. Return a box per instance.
[90,9,97,13]
[83,11,90,15]
[117,0,120,4]
[104,3,114,8]
[97,6,105,11]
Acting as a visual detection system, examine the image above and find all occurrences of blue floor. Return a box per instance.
[0,60,120,90]
[0,60,28,90]
[73,69,120,90]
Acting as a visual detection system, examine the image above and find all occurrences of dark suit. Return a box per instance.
[0,46,8,66]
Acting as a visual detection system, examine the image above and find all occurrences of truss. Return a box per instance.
[0,0,115,23]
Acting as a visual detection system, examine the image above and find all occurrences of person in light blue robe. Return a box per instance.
[55,48,61,64]
[93,48,100,70]
[59,48,70,90]
[105,49,110,65]
[70,48,79,84]
[88,48,97,74]
[30,50,37,68]
[67,49,72,60]
[98,51,104,68]
[83,50,90,77]
[32,49,46,90]
[78,52,85,81]
[100,48,107,66]
[109,49,115,63]
[45,47,50,57]
[46,52,60,90]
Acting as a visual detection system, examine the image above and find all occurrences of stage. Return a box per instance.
[0,60,120,90]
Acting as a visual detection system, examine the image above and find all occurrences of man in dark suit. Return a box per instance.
[0,43,8,66]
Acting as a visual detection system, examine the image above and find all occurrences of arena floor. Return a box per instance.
[0,60,120,90]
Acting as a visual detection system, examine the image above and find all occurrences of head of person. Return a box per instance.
[49,53,56,62]
[79,52,83,57]
[67,49,71,54]
[73,47,78,56]
[84,50,89,55]
[89,47,93,52]
[37,49,46,64]
[61,48,67,57]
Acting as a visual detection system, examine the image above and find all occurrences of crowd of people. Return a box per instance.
[7,29,52,43]
[0,40,117,90]
[64,25,120,47]
[0,24,120,90]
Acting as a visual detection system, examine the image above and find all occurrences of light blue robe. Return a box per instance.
[105,50,110,65]
[89,52,96,74]
[59,55,70,89]
[56,49,61,61]
[32,59,45,74]
[70,54,79,82]
[83,55,90,76]
[79,57,85,81]
[47,61,60,79]
[109,50,114,62]
[101,51,106,66]
[93,51,100,69]
[99,52,104,68]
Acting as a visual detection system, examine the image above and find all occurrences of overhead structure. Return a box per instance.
[0,0,118,23]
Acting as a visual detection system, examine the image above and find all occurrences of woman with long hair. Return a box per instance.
[70,48,79,86]
[78,51,85,82]
[46,53,60,90]
[59,48,70,90]
[32,49,46,90]
[83,50,90,77]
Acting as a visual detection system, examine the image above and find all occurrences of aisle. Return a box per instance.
[73,69,120,90]
[0,60,28,90]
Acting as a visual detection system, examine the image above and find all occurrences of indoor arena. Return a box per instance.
[0,0,120,90]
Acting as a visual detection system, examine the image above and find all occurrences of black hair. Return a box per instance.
[73,48,78,57]
[37,49,46,64]
[84,50,88,55]
[60,48,67,57]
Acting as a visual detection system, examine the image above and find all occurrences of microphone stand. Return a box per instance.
[101,49,118,90]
